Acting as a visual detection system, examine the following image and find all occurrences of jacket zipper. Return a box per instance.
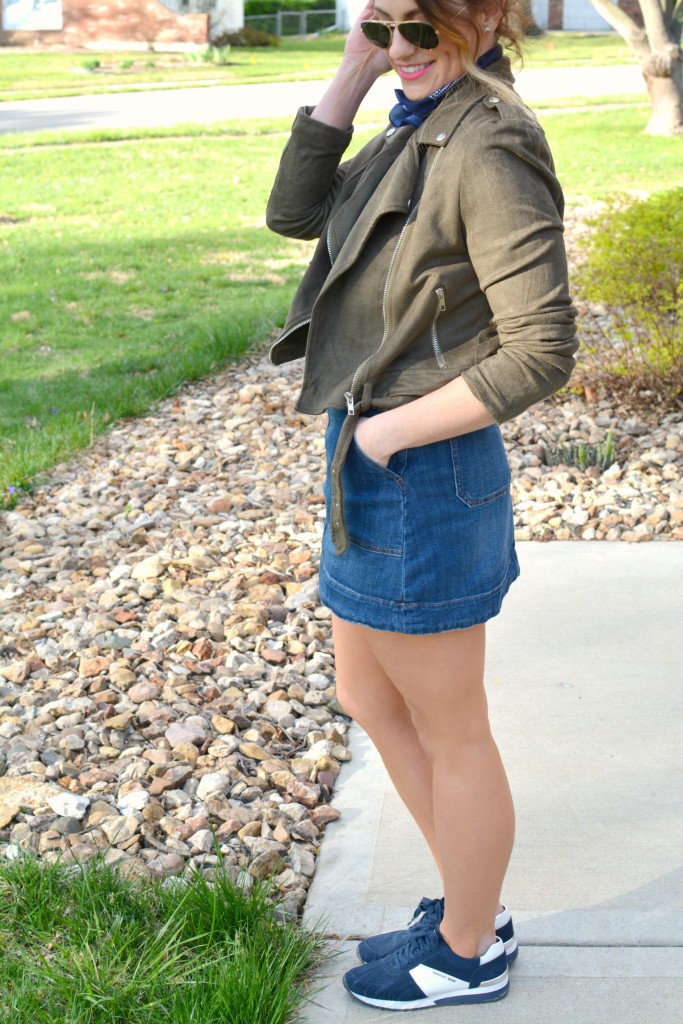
[268,315,311,363]
[345,148,444,416]
[431,287,447,369]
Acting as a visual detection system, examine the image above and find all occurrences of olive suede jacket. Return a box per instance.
[266,59,578,554]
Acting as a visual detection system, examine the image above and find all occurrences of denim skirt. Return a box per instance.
[319,408,520,635]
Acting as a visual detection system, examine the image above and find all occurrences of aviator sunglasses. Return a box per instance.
[360,19,440,51]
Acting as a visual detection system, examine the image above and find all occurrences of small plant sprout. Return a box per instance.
[3,478,34,510]
[546,431,617,473]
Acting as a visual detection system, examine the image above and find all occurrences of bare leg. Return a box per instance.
[333,615,514,958]
[333,614,444,876]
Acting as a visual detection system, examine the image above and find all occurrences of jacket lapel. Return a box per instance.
[317,59,514,297]
[321,130,421,291]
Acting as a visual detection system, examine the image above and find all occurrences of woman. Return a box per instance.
[267,0,577,1011]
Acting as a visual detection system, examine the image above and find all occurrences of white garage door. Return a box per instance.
[531,0,550,29]
[562,0,612,31]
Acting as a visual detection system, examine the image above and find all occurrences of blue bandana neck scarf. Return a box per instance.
[389,45,503,128]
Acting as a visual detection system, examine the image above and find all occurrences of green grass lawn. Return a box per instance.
[1,104,681,502]
[0,854,323,1024]
[525,30,634,66]
[0,127,313,498]
[0,31,636,101]
[541,105,682,197]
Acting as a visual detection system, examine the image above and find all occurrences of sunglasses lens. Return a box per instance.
[360,21,439,50]
[399,23,439,49]
[360,22,391,48]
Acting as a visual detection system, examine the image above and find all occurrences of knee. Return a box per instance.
[334,679,375,727]
[334,678,357,720]
[334,676,370,725]
[409,708,494,764]
[334,676,409,733]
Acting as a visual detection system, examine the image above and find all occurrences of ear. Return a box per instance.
[478,1,503,34]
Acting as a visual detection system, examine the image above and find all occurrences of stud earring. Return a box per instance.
[483,24,491,33]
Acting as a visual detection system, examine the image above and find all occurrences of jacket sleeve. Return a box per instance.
[458,112,579,423]
[266,107,355,240]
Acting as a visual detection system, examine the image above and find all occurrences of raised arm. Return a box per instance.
[266,3,390,239]
[310,3,390,130]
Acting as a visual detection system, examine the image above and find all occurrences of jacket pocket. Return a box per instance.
[450,424,510,508]
[431,287,447,369]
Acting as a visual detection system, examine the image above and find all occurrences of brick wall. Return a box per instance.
[0,0,209,48]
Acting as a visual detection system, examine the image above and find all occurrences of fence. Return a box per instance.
[244,10,338,36]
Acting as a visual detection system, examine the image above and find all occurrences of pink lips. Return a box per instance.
[398,62,435,81]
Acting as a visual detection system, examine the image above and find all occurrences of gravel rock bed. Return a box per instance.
[1,362,344,915]
[504,399,682,541]
[1,222,682,900]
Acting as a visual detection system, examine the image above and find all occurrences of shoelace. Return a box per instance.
[408,896,444,927]
[389,926,442,969]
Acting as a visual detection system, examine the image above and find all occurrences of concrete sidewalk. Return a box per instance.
[300,542,683,1024]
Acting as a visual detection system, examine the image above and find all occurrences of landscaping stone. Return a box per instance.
[46,796,87,823]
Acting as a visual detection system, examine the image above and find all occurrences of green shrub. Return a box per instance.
[241,0,336,37]
[245,0,327,14]
[80,58,101,71]
[214,26,281,47]
[577,188,683,410]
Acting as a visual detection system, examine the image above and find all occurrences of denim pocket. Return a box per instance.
[450,424,510,508]
[345,435,406,556]
[351,434,407,482]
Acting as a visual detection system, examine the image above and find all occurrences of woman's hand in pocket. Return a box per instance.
[354,413,395,468]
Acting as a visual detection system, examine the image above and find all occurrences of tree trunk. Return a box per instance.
[643,57,683,133]
[590,0,683,135]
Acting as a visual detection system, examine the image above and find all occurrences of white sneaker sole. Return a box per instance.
[343,973,510,1010]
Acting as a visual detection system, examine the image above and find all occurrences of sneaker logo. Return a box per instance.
[430,969,456,982]
[410,966,468,999]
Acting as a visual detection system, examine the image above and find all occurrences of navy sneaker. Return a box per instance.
[357,899,518,966]
[344,929,509,1010]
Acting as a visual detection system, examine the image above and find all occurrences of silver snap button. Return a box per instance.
[386,127,396,137]
[436,132,447,142]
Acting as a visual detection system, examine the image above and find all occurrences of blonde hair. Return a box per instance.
[417,0,532,107]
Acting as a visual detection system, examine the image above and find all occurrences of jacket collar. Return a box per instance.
[414,56,515,148]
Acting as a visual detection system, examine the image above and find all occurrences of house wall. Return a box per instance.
[0,0,209,47]
[540,0,644,31]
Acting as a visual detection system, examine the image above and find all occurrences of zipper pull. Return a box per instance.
[436,286,446,311]
[344,391,355,416]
